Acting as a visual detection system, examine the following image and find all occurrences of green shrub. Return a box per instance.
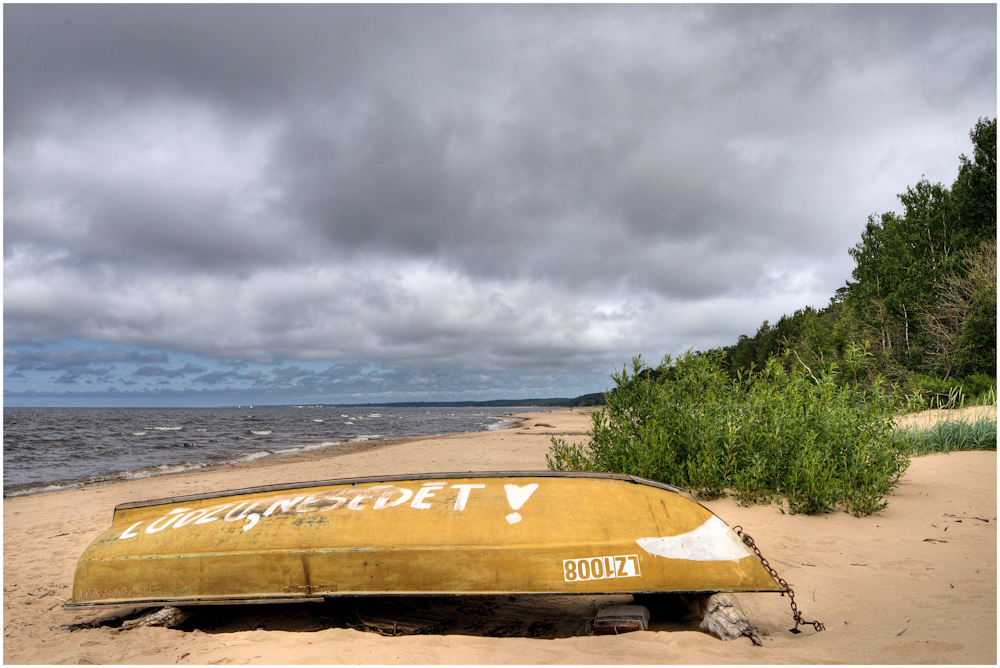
[547,351,910,516]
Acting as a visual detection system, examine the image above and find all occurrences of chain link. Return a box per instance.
[733,525,825,634]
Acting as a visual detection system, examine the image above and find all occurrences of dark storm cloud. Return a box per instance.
[4,4,996,403]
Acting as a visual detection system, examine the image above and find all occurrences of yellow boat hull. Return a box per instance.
[68,472,783,607]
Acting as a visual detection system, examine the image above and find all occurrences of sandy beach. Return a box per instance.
[3,406,996,664]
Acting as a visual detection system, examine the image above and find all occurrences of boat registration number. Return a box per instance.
[563,554,641,582]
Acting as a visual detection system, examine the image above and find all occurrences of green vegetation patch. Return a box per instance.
[548,352,910,516]
[903,374,997,410]
[896,417,997,456]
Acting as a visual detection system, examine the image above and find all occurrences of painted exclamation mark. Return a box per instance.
[503,483,538,524]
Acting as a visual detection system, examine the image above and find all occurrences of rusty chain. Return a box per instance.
[732,525,825,634]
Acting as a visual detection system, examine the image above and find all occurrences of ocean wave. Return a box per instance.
[150,426,183,431]
[273,441,342,455]
[5,482,77,498]
[4,461,210,498]
[142,462,208,476]
[486,417,520,431]
[249,430,272,435]
[235,450,273,463]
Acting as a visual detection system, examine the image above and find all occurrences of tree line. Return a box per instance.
[720,117,996,402]
[321,393,606,408]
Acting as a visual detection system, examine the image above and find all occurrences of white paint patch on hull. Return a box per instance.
[636,516,753,562]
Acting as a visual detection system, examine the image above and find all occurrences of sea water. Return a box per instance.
[3,406,528,498]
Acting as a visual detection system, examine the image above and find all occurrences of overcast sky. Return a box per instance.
[4,4,996,407]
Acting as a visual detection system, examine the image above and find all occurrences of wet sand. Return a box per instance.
[3,406,995,664]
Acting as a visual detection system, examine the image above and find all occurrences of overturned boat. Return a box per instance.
[68,471,783,608]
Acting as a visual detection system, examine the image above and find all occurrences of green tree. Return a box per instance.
[922,239,998,378]
[722,118,995,394]
[951,117,997,248]
[844,118,996,376]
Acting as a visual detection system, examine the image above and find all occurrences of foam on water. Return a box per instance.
[487,417,522,431]
[5,461,210,498]
[6,482,76,498]
[236,450,273,463]
[273,441,342,455]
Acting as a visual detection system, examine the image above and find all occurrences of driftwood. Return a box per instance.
[347,613,448,636]
[119,606,191,630]
[690,593,761,645]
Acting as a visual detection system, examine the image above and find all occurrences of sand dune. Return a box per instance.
[3,407,995,664]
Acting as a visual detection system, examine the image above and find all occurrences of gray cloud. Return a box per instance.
[4,347,168,370]
[270,366,316,384]
[194,371,252,385]
[3,4,995,404]
[133,363,207,379]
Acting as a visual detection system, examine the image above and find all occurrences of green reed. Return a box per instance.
[548,351,910,516]
[895,417,997,455]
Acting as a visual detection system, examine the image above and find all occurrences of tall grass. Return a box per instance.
[896,417,997,455]
[905,374,997,410]
[548,352,910,516]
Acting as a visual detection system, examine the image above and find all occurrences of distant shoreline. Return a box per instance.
[2,393,607,410]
